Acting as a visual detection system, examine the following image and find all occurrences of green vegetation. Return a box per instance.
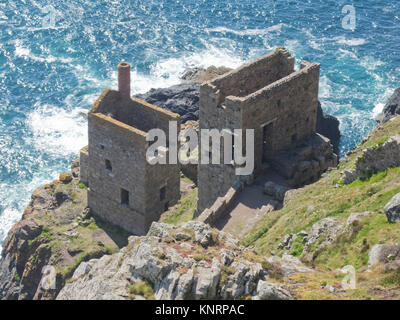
[78,182,88,190]
[242,116,400,274]
[130,280,155,300]
[219,265,235,288]
[159,177,198,225]
[289,235,305,257]
[13,272,21,283]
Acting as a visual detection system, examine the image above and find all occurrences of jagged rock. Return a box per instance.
[306,218,344,249]
[56,221,292,300]
[181,66,232,83]
[316,102,341,154]
[135,82,200,123]
[71,158,80,178]
[267,254,314,277]
[377,88,400,123]
[59,172,73,184]
[252,281,292,300]
[384,193,400,223]
[368,244,400,266]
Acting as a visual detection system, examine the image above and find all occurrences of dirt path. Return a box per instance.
[215,176,279,238]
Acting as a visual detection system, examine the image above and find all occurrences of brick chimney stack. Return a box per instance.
[118,62,131,99]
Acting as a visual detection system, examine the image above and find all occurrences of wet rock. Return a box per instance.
[316,102,341,154]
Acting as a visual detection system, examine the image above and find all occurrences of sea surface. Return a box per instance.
[0,0,399,248]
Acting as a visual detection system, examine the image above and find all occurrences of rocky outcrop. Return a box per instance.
[279,213,372,263]
[269,133,338,187]
[317,102,341,154]
[136,82,200,123]
[0,162,124,300]
[343,134,400,184]
[377,88,400,123]
[368,244,400,267]
[384,193,400,223]
[57,221,294,300]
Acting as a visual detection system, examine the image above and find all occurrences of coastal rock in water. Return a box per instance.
[57,221,293,300]
[136,82,200,123]
[316,102,341,154]
[384,193,400,223]
[377,88,400,123]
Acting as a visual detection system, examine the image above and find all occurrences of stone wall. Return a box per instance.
[79,145,89,185]
[343,134,400,184]
[197,182,243,227]
[197,48,321,213]
[87,88,180,235]
[240,61,320,174]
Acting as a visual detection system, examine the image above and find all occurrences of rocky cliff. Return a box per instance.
[2,74,400,301]
[377,87,400,123]
[57,221,302,300]
[0,162,129,300]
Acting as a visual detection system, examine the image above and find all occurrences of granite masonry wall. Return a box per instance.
[197,48,321,213]
[82,64,181,235]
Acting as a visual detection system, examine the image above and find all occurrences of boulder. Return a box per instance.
[377,87,400,123]
[384,193,400,223]
[253,281,293,300]
[368,244,400,266]
[59,172,72,184]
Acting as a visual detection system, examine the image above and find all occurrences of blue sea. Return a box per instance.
[0,0,399,248]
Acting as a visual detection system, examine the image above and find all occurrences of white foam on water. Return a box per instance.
[335,37,367,46]
[319,75,333,99]
[0,208,20,250]
[205,23,285,36]
[372,103,385,118]
[26,103,88,156]
[360,56,385,71]
[129,44,244,94]
[14,39,74,64]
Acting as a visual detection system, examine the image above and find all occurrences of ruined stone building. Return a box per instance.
[197,48,337,213]
[80,47,337,234]
[80,62,180,235]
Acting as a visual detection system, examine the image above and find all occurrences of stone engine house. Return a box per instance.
[197,48,337,213]
[80,62,180,235]
[80,47,337,234]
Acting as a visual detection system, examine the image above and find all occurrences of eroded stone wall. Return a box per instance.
[87,90,180,235]
[197,49,320,213]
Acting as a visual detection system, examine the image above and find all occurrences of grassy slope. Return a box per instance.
[241,117,400,299]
